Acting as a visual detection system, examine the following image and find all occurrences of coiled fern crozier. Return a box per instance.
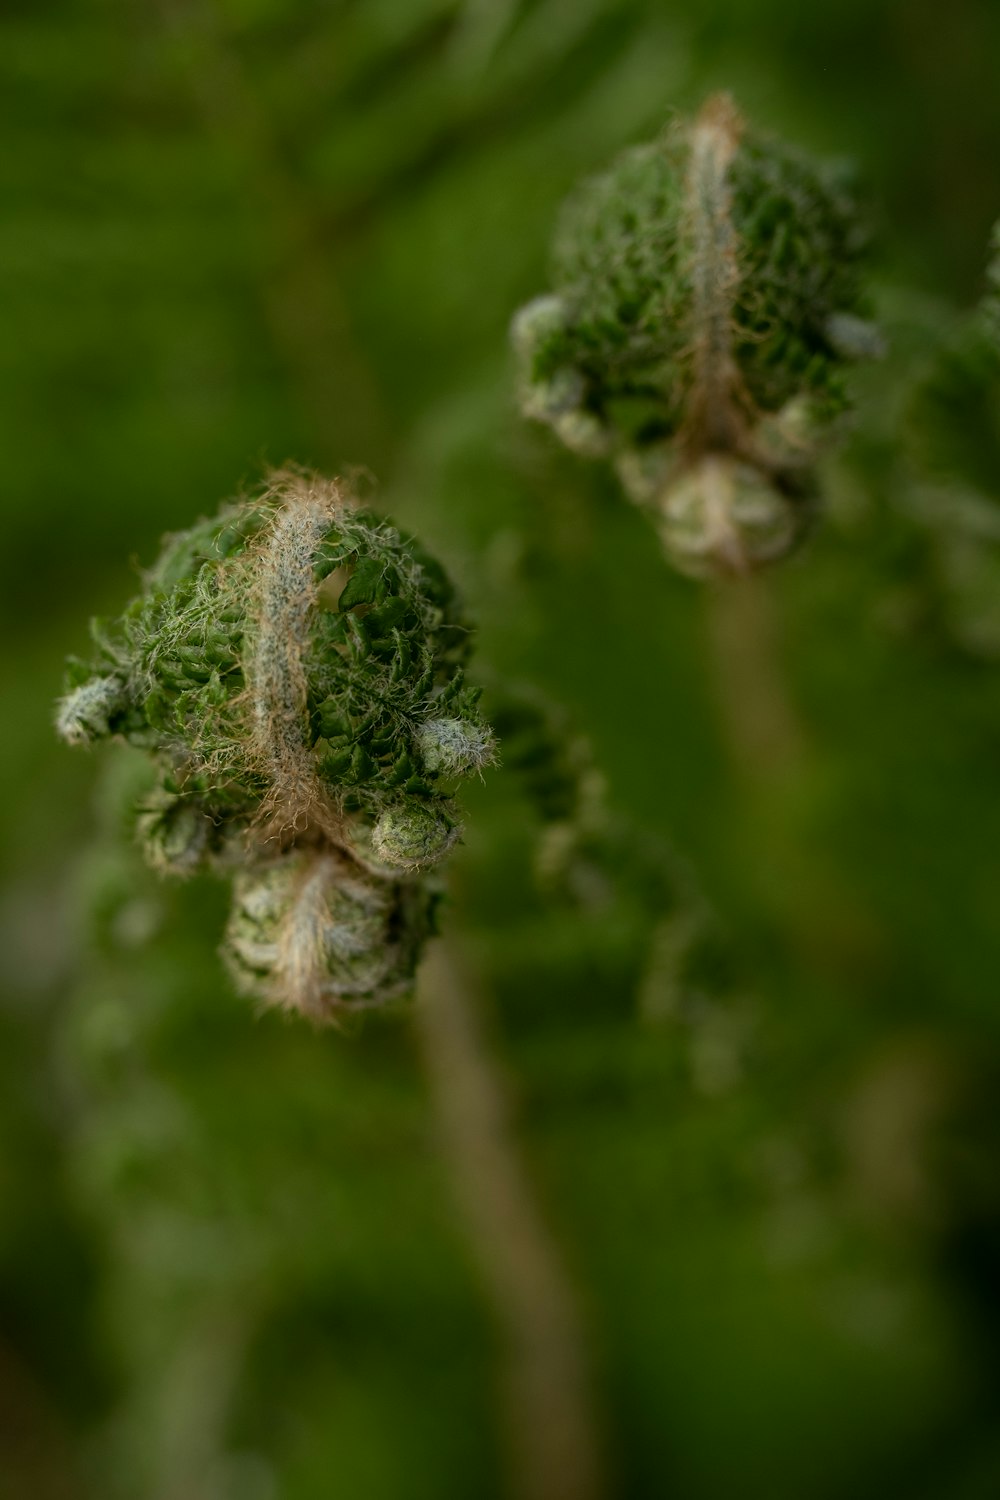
[56,470,495,1021]
[512,93,881,577]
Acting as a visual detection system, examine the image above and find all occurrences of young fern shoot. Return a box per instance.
[512,93,881,577]
[56,470,495,1022]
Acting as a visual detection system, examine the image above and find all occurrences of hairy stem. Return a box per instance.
[416,941,607,1500]
[273,850,339,1020]
[248,480,344,838]
[684,92,746,454]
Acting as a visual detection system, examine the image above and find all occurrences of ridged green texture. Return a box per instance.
[545,136,691,438]
[512,95,879,576]
[56,471,494,1019]
[726,139,868,412]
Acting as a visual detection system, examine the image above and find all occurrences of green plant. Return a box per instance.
[56,469,495,1021]
[512,92,881,577]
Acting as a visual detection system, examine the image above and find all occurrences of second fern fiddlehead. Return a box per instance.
[512,93,880,577]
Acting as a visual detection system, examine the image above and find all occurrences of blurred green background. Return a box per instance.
[4,1,1000,1496]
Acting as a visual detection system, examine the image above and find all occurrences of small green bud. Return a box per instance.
[371,803,460,870]
[823,313,886,362]
[751,396,833,472]
[509,293,568,363]
[224,849,433,1019]
[55,674,127,746]
[137,791,214,877]
[512,297,613,457]
[416,717,497,778]
[655,456,800,578]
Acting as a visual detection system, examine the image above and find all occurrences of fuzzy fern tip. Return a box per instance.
[57,470,495,1022]
[513,93,880,577]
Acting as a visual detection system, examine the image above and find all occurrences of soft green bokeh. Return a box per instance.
[4,3,1000,1496]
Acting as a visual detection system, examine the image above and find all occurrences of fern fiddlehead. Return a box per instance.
[57,470,495,1021]
[512,93,880,577]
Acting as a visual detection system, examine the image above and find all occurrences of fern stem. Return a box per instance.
[684,92,746,455]
[416,941,608,1500]
[703,572,805,781]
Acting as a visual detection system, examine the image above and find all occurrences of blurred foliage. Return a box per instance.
[4,1,1000,1496]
